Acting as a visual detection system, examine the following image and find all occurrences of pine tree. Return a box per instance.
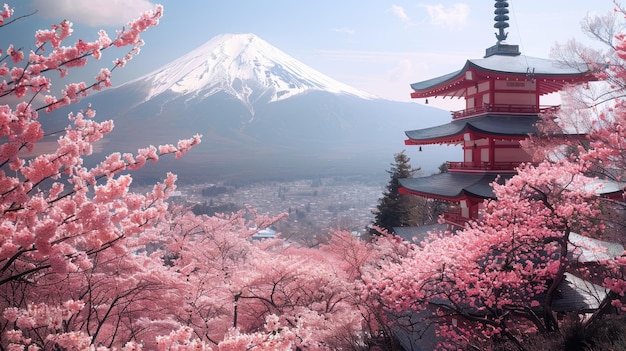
[370,151,420,235]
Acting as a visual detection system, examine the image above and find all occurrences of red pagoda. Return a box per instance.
[398,0,594,227]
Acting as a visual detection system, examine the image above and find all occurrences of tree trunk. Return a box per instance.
[542,234,570,332]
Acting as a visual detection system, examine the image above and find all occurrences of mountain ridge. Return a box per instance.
[43,33,455,183]
[126,33,377,114]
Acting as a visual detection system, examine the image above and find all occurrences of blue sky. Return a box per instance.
[3,0,614,108]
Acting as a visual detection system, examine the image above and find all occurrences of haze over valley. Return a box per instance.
[34,33,461,235]
[44,33,457,185]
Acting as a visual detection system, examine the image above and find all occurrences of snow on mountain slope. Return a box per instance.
[133,33,376,112]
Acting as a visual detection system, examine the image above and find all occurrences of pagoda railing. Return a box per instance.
[447,161,522,172]
[451,104,560,119]
[442,209,469,227]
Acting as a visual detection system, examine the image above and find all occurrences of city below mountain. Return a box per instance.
[45,33,455,184]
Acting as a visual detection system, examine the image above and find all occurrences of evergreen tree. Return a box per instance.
[370,151,420,235]
[438,161,449,173]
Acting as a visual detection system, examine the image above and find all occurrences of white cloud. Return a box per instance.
[308,49,469,102]
[388,59,417,82]
[423,3,470,29]
[333,27,356,35]
[32,0,156,27]
[390,5,414,26]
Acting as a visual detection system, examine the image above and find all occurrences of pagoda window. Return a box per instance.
[469,203,479,219]
[481,93,490,105]
[467,97,475,109]
[459,199,470,219]
[475,138,489,162]
[464,149,472,163]
[480,147,490,162]
[477,201,486,220]
[477,81,490,92]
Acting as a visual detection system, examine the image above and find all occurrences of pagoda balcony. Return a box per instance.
[442,209,470,227]
[447,161,522,172]
[451,104,559,120]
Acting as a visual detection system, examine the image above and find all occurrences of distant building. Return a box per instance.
[251,227,277,240]
[169,191,183,197]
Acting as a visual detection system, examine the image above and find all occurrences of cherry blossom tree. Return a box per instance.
[364,5,626,350]
[320,229,417,350]
[9,1,625,350]
[0,3,206,350]
[0,4,399,350]
[365,159,607,349]
[531,2,626,306]
[144,210,410,350]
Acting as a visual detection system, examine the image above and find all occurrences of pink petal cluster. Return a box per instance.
[0,3,12,26]
[2,2,626,350]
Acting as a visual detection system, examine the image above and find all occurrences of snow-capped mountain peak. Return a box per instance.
[137,33,376,111]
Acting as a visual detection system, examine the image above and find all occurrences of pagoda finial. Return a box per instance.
[494,0,510,42]
[484,0,519,57]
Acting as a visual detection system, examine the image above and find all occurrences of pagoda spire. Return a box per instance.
[484,0,520,57]
[494,0,509,42]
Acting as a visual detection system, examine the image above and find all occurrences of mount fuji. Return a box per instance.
[139,33,376,113]
[46,33,454,183]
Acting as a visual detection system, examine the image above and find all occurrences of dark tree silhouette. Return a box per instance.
[370,151,420,235]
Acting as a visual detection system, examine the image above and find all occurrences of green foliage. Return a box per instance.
[370,151,420,235]
[438,162,449,174]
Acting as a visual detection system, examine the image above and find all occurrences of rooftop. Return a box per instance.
[410,55,591,99]
[404,114,540,145]
[399,173,512,200]
[409,0,592,99]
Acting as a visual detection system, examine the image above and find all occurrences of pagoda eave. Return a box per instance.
[405,132,527,146]
[404,114,540,145]
[404,137,463,146]
[399,187,481,203]
[410,57,594,99]
[411,72,593,99]
[398,173,511,201]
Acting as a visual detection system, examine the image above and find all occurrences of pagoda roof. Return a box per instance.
[405,114,539,145]
[537,273,608,313]
[393,224,449,244]
[569,232,625,263]
[410,54,592,98]
[399,173,512,200]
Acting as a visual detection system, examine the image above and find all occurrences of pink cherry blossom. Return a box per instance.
[2,2,623,350]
